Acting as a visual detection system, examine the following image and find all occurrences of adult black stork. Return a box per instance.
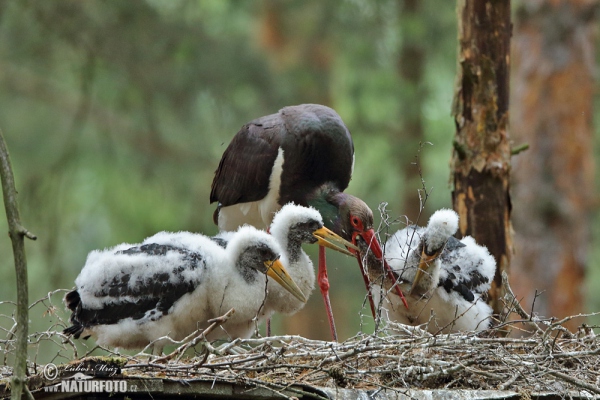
[210,104,405,340]
[360,209,495,333]
[63,226,305,353]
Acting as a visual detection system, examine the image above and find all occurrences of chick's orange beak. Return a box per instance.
[265,259,307,303]
[313,226,358,257]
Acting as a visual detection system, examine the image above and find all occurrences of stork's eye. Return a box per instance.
[350,215,360,227]
[259,248,271,258]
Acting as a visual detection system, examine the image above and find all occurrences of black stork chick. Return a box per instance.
[212,203,357,334]
[363,209,495,333]
[63,227,306,353]
[211,104,405,340]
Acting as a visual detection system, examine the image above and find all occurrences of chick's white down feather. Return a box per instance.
[261,203,317,316]
[374,209,495,333]
[213,204,317,320]
[65,226,288,352]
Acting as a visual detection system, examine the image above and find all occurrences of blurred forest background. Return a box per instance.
[0,0,598,357]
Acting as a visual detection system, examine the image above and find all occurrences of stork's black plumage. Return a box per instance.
[211,104,354,228]
[210,104,405,340]
[437,236,495,303]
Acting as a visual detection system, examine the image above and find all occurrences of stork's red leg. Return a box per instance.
[318,245,338,342]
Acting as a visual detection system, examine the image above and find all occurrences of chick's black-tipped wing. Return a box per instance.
[438,237,491,302]
[66,244,205,335]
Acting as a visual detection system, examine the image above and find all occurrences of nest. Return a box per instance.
[1,274,599,399]
[116,326,599,396]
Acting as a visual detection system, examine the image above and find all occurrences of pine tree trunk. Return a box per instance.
[451,0,513,315]
[510,1,596,332]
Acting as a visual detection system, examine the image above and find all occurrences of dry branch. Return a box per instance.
[0,128,36,400]
[155,308,236,363]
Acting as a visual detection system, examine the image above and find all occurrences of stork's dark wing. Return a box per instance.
[210,113,282,208]
[65,244,205,337]
[278,105,354,204]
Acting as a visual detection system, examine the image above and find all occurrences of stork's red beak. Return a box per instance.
[354,229,409,310]
[360,229,384,260]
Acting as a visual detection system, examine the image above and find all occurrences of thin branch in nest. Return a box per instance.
[501,271,544,334]
[253,276,269,337]
[155,308,236,363]
[548,369,600,395]
[413,142,433,220]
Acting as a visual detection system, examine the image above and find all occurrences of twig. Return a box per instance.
[0,127,36,400]
[548,370,600,395]
[155,308,236,363]
[501,271,544,334]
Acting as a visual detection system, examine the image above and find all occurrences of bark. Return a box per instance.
[510,1,597,332]
[451,0,513,315]
[0,128,37,400]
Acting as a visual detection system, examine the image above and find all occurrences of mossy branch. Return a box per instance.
[0,128,36,400]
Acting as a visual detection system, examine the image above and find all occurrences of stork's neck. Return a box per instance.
[262,238,315,317]
[305,184,347,238]
[403,241,441,296]
[308,200,339,232]
[234,253,259,285]
[271,230,304,264]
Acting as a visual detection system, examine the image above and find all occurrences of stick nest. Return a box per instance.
[119,322,599,396]
[1,276,599,398]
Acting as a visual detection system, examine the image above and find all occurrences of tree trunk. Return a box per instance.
[510,1,596,332]
[451,0,513,315]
